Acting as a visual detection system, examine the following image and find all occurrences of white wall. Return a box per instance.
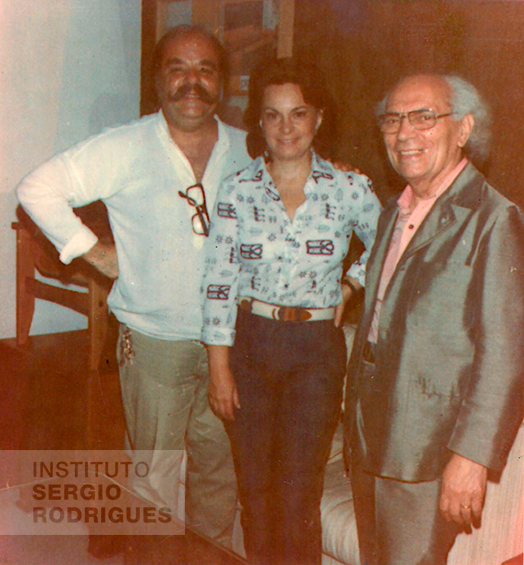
[0,0,141,339]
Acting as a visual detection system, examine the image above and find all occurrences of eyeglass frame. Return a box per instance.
[178,183,210,237]
[377,108,455,134]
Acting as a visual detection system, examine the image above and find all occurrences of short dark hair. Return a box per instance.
[152,25,229,88]
[244,57,335,159]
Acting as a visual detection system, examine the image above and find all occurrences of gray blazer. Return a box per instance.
[344,163,524,482]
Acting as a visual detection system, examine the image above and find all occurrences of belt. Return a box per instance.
[362,341,377,364]
[239,297,335,322]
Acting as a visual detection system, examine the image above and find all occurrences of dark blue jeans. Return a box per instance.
[227,310,347,565]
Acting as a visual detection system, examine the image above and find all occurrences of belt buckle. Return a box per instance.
[277,306,311,322]
[277,306,295,322]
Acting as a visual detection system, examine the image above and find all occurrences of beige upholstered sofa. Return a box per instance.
[320,416,524,565]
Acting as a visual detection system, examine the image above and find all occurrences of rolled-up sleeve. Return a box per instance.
[201,177,242,346]
[17,128,131,264]
[344,173,382,286]
[17,154,100,264]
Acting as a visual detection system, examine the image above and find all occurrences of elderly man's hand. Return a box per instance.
[328,159,362,175]
[439,452,488,525]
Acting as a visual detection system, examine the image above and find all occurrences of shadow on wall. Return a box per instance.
[89,94,137,135]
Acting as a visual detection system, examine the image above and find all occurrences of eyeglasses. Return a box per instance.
[378,109,454,134]
[178,183,210,236]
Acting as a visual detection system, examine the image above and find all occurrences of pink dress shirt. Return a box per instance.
[368,158,468,343]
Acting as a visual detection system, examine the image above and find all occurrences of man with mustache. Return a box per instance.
[17,25,251,562]
[344,74,524,564]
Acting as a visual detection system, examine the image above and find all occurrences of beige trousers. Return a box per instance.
[117,325,237,547]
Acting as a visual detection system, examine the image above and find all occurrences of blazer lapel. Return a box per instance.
[397,163,480,264]
[399,202,457,263]
[359,163,484,343]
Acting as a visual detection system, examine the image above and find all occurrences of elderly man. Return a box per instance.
[17,25,251,559]
[344,74,524,565]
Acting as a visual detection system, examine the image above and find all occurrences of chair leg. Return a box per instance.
[15,226,36,345]
[87,278,110,371]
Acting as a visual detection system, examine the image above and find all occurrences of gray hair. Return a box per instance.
[376,74,491,161]
[444,75,491,161]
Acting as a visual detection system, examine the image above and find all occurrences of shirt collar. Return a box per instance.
[157,110,229,149]
[254,150,328,184]
[215,115,231,151]
[397,157,469,213]
[309,150,333,178]
[254,155,274,188]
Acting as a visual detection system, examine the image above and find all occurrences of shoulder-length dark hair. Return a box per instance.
[244,57,335,159]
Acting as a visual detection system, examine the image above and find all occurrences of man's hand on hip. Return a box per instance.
[83,241,119,279]
[439,452,488,525]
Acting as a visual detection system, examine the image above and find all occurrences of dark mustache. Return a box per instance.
[170,84,218,104]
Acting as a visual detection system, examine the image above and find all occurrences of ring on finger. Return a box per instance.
[460,504,471,510]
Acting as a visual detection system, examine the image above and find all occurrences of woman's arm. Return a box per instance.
[344,173,382,286]
[207,345,240,422]
[201,175,243,347]
[202,173,246,420]
[333,172,381,325]
[334,276,363,327]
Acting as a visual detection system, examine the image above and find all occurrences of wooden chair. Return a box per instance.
[12,204,113,370]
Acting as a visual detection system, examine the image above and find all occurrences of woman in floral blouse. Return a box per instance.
[201,57,381,565]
